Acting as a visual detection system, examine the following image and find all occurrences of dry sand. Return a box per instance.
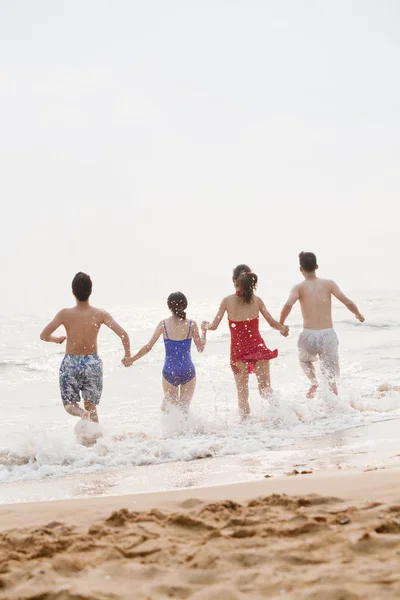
[1,467,400,599]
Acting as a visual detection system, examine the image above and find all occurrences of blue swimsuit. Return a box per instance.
[162,320,196,387]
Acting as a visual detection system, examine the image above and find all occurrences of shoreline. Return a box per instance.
[2,416,400,505]
[1,465,400,532]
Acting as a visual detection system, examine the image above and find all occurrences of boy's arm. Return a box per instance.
[191,321,207,352]
[123,322,163,366]
[202,299,227,332]
[280,285,300,324]
[40,310,66,344]
[259,298,289,336]
[330,281,365,322]
[103,312,131,357]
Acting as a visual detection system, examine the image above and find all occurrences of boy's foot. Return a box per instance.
[306,384,318,399]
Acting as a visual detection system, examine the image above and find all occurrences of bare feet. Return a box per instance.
[306,384,318,399]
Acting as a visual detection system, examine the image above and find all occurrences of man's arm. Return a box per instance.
[201,299,227,332]
[40,310,66,344]
[259,298,289,336]
[123,322,163,366]
[330,281,365,322]
[103,311,132,357]
[280,285,300,325]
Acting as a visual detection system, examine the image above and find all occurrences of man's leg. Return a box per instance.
[64,402,90,419]
[233,362,250,419]
[298,332,318,398]
[84,399,99,423]
[299,361,319,398]
[81,356,103,422]
[320,331,340,395]
[60,356,89,418]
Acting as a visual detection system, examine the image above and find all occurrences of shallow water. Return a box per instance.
[0,292,399,500]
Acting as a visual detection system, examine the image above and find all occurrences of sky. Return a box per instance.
[0,0,399,313]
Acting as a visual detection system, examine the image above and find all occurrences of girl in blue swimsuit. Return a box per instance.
[124,292,207,413]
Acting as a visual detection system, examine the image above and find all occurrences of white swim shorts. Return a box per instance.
[298,328,340,381]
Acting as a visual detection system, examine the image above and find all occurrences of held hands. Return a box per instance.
[122,355,135,367]
[280,325,289,337]
[201,321,210,333]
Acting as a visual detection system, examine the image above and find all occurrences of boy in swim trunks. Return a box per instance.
[279,252,365,398]
[40,272,131,422]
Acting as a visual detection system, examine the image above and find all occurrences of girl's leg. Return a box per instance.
[233,362,250,419]
[254,360,272,399]
[179,377,196,414]
[162,377,179,412]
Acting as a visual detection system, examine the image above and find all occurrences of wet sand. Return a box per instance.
[1,467,400,599]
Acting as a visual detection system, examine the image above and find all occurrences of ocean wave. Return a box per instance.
[1,389,398,485]
[337,319,399,330]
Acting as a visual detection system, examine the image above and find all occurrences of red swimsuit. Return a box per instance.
[229,317,278,374]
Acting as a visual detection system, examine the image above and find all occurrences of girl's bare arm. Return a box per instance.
[191,321,207,352]
[259,298,289,336]
[123,322,163,366]
[202,298,227,332]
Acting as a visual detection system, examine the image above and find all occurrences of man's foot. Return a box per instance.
[306,384,318,399]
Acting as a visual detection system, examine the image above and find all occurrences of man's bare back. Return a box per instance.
[280,252,364,397]
[296,279,336,330]
[282,277,364,330]
[55,306,119,355]
[40,272,131,423]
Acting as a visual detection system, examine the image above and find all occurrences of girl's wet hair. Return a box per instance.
[167,292,188,320]
[233,264,258,304]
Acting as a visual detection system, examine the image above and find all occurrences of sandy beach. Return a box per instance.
[1,467,400,599]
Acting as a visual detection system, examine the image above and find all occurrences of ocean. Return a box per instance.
[1,292,399,503]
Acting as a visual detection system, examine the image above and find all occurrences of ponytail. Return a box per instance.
[167,292,188,320]
[237,271,258,304]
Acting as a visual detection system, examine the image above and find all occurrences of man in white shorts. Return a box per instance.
[280,252,365,398]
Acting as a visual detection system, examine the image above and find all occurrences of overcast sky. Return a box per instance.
[0,1,399,313]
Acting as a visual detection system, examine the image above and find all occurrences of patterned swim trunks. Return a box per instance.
[59,354,103,405]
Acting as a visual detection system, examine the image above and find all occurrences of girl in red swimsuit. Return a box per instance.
[202,265,289,418]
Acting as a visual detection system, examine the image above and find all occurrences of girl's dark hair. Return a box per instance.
[167,292,188,320]
[232,264,251,281]
[233,264,258,304]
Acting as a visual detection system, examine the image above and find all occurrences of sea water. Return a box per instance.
[0,293,399,499]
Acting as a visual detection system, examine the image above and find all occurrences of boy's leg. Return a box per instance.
[179,377,196,414]
[233,362,250,419]
[162,377,179,411]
